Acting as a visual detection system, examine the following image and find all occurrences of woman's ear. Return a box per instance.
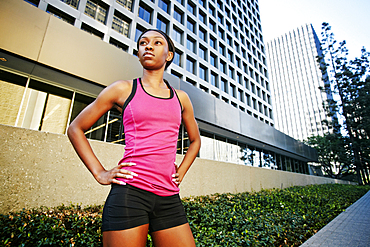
[167,51,174,62]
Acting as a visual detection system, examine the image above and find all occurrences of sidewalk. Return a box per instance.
[300,190,370,247]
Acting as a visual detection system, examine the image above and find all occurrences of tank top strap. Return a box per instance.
[163,79,183,111]
[122,78,138,116]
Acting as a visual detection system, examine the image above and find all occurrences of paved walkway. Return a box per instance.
[300,190,370,247]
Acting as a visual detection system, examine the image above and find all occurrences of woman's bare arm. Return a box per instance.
[174,90,201,184]
[67,80,137,185]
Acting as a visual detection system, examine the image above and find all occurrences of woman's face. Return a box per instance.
[137,31,173,70]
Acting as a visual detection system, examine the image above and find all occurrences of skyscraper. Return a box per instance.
[24,0,273,125]
[0,0,317,174]
[266,24,333,141]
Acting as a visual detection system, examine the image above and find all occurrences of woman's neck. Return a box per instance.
[141,69,166,88]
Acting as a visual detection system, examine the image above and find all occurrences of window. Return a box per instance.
[116,0,133,11]
[112,12,130,37]
[210,72,218,87]
[187,17,196,33]
[209,19,216,32]
[208,4,215,15]
[230,84,236,98]
[187,0,196,15]
[229,66,234,79]
[173,7,183,24]
[246,93,251,106]
[199,65,207,81]
[244,77,249,89]
[199,84,209,93]
[156,15,168,33]
[258,102,263,113]
[225,7,230,18]
[210,52,217,67]
[85,0,108,24]
[226,21,231,32]
[199,10,206,24]
[171,70,183,79]
[46,5,75,25]
[209,36,216,49]
[238,89,244,102]
[186,56,196,74]
[138,2,152,24]
[217,13,224,25]
[227,50,233,63]
[252,98,257,110]
[172,27,183,44]
[25,0,40,7]
[219,43,225,56]
[61,0,79,9]
[199,45,207,60]
[199,27,207,42]
[81,23,104,39]
[221,78,228,93]
[174,50,183,67]
[110,38,129,52]
[227,35,232,46]
[218,28,224,39]
[220,60,226,74]
[217,0,223,9]
[264,105,268,116]
[158,0,169,13]
[211,91,220,98]
[186,36,196,53]
[251,82,256,94]
[134,24,146,42]
[186,77,196,85]
[199,0,206,8]
[237,72,242,84]
[236,56,241,67]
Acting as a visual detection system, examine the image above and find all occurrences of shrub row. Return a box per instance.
[183,184,369,246]
[1,184,368,246]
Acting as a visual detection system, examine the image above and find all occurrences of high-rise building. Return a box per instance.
[24,0,273,124]
[0,0,317,174]
[266,24,333,141]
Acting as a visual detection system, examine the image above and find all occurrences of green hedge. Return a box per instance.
[1,184,368,246]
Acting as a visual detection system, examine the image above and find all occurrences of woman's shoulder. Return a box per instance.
[174,89,189,100]
[97,79,136,107]
[109,79,134,91]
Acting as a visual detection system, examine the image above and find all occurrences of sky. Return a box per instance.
[258,0,370,59]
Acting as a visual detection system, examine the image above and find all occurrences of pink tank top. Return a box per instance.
[117,78,182,196]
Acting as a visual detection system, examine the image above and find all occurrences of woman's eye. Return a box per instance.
[139,41,146,45]
[155,41,162,45]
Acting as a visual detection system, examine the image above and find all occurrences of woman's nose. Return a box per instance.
[145,43,153,50]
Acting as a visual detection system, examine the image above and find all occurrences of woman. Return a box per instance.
[67,29,201,246]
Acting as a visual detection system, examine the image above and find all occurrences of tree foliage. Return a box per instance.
[311,22,370,184]
[306,133,353,179]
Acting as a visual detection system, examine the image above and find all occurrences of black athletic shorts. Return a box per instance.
[102,184,188,233]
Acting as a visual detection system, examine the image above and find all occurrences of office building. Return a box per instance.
[266,24,333,141]
[0,0,317,174]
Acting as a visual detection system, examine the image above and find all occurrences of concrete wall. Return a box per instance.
[0,124,353,214]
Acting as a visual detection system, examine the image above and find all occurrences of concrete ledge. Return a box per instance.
[0,124,354,213]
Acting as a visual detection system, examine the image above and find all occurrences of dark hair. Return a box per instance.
[136,29,175,70]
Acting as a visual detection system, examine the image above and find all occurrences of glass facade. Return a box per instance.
[266,24,333,141]
[199,130,309,174]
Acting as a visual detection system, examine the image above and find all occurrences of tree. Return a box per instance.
[315,22,370,185]
[305,133,353,179]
